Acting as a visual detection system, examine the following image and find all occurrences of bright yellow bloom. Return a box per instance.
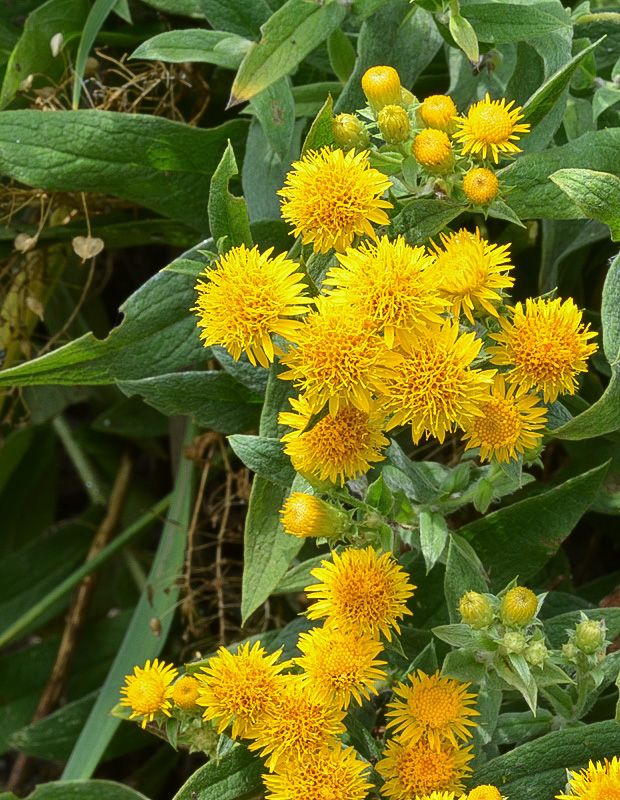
[279,395,389,486]
[196,641,290,739]
[468,786,503,800]
[278,148,392,253]
[430,228,514,323]
[332,113,370,150]
[378,104,411,144]
[324,236,448,348]
[248,675,346,771]
[459,591,494,629]
[120,659,178,729]
[414,793,463,800]
[305,546,415,641]
[463,167,499,205]
[556,756,620,799]
[386,670,479,750]
[453,93,530,163]
[413,129,454,171]
[192,244,311,368]
[379,320,495,444]
[419,94,458,132]
[500,586,538,627]
[171,675,201,711]
[263,745,371,800]
[488,297,598,403]
[461,375,547,463]
[279,296,400,416]
[296,626,387,709]
[362,65,402,112]
[280,492,349,539]
[377,737,474,799]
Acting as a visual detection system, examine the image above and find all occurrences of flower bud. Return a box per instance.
[459,591,494,629]
[412,128,454,173]
[574,619,605,655]
[377,104,411,144]
[361,65,402,113]
[171,675,201,711]
[280,492,349,539]
[562,642,579,662]
[332,113,370,150]
[500,586,538,627]
[468,786,502,800]
[524,641,549,667]
[418,94,458,133]
[463,167,499,205]
[502,631,527,654]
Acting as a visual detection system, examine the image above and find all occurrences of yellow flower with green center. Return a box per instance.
[463,167,499,205]
[556,756,620,800]
[430,228,514,323]
[386,670,479,750]
[469,786,504,800]
[488,297,598,403]
[279,395,389,486]
[280,492,349,539]
[413,128,454,172]
[278,147,392,254]
[379,320,495,444]
[377,737,474,799]
[324,236,448,349]
[192,244,312,368]
[196,641,291,739]
[248,675,346,771]
[120,659,178,729]
[305,546,415,641]
[171,675,201,711]
[461,375,547,463]
[295,626,387,709]
[500,586,538,627]
[263,745,371,800]
[453,93,530,163]
[419,94,458,132]
[362,65,403,112]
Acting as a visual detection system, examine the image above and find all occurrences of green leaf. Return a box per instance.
[23,781,150,800]
[302,92,336,155]
[449,11,479,63]
[494,709,554,745]
[194,0,272,38]
[460,0,571,44]
[228,435,296,487]
[327,28,356,84]
[208,141,253,251]
[228,0,347,106]
[130,29,251,70]
[539,219,609,293]
[0,111,248,231]
[273,554,327,595]
[249,77,296,161]
[390,200,464,245]
[432,623,477,649]
[419,511,449,573]
[550,168,620,241]
[443,533,488,622]
[172,744,263,800]
[72,0,119,109]
[384,440,442,503]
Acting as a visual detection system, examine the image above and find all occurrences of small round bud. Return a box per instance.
[468,786,502,800]
[171,675,201,711]
[502,631,527,654]
[463,167,499,205]
[459,591,494,629]
[332,113,370,150]
[574,619,605,654]
[361,65,402,113]
[524,641,549,667]
[562,642,579,662]
[419,94,458,132]
[280,493,348,539]
[500,586,538,627]
[377,104,411,144]
[412,128,454,173]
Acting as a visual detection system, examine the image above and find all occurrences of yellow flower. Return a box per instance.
[556,756,620,799]
[414,793,463,800]
[461,375,547,463]
[120,659,178,729]
[500,586,538,627]
[377,737,474,799]
[196,641,290,739]
[296,626,387,709]
[463,167,499,205]
[459,591,494,629]
[332,113,370,150]
[248,675,346,771]
[192,244,311,368]
[488,297,598,403]
[468,786,503,800]
[379,320,495,444]
[171,675,201,711]
[280,492,349,539]
[279,395,389,486]
[279,295,399,415]
[413,129,454,172]
[419,94,458,132]
[362,65,403,112]
[429,228,514,323]
[263,745,371,800]
[378,104,411,144]
[324,236,448,348]
[386,670,479,750]
[453,93,530,163]
[305,546,415,641]
[278,147,393,254]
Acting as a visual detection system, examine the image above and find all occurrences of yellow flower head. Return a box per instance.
[171,675,201,711]
[413,129,454,172]
[556,756,620,800]
[453,93,530,163]
[192,244,311,368]
[332,113,370,150]
[430,228,514,323]
[463,167,499,205]
[459,591,494,629]
[279,295,400,416]
[279,395,389,487]
[280,492,349,539]
[461,375,547,463]
[196,641,290,739]
[324,236,448,349]
[362,65,402,112]
[377,737,474,799]
[120,659,178,729]
[378,104,411,144]
[419,94,458,132]
[468,786,503,800]
[500,586,538,627]
[248,675,346,771]
[305,546,415,641]
[263,745,371,800]
[296,626,387,709]
[379,320,495,444]
[386,670,479,750]
[414,793,463,800]
[278,148,393,254]
[489,297,598,403]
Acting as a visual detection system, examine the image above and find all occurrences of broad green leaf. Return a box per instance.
[249,77,295,161]
[292,81,343,118]
[494,709,554,745]
[0,111,248,231]
[23,781,150,800]
[208,141,253,251]
[449,11,479,63]
[130,29,251,70]
[351,0,391,23]
[444,533,488,622]
[459,463,609,590]
[550,169,620,241]
[327,28,356,84]
[539,219,609,293]
[229,435,296,487]
[302,93,335,155]
[419,511,449,573]
[460,0,571,44]
[228,0,346,106]
[92,396,169,439]
[390,200,464,245]
[384,440,442,503]
[172,744,263,800]
[274,554,327,595]
[593,84,620,121]
[72,0,119,108]
[140,0,271,37]
[211,345,269,396]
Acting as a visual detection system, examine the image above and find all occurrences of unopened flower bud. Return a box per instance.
[562,642,579,662]
[524,641,549,667]
[503,631,527,654]
[412,128,454,174]
[459,591,494,629]
[362,65,402,113]
[463,167,499,205]
[332,113,370,150]
[574,619,605,654]
[500,586,538,627]
[171,675,201,711]
[418,94,458,133]
[280,493,349,539]
[468,786,502,800]
[377,104,410,144]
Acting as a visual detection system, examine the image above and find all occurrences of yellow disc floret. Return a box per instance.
[419,94,458,132]
[469,787,503,800]
[120,659,178,728]
[413,128,454,172]
[463,167,499,205]
[500,586,538,627]
[453,93,530,163]
[362,65,402,112]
